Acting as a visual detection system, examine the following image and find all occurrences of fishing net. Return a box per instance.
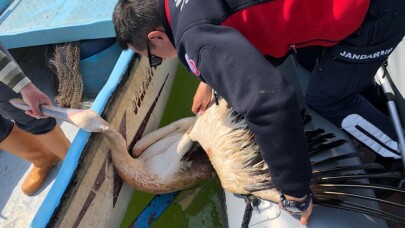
[46,42,83,108]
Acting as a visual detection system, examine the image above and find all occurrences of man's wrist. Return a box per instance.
[280,191,312,213]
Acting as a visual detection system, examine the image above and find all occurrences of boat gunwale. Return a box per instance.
[30,50,135,228]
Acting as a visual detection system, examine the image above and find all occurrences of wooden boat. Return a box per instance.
[0,1,179,227]
[1,1,404,227]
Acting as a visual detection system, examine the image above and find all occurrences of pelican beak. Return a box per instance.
[9,98,108,133]
[10,98,70,120]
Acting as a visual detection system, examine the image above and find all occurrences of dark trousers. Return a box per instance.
[306,0,405,141]
[0,46,57,142]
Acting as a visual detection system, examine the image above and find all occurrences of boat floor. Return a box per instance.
[0,122,78,227]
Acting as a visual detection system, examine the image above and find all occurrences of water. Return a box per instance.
[120,64,226,228]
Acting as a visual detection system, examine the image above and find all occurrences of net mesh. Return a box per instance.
[47,42,83,108]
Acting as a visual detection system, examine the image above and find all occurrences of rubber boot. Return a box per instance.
[0,124,60,195]
[35,124,70,160]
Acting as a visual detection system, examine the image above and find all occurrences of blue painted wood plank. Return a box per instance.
[131,192,179,228]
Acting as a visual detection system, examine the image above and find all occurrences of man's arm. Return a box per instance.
[0,50,52,117]
[179,24,313,223]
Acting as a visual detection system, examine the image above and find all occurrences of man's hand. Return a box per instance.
[19,83,52,118]
[192,82,213,115]
[279,193,313,225]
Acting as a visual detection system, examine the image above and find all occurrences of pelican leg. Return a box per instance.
[132,117,196,157]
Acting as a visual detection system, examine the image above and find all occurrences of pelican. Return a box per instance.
[10,98,405,224]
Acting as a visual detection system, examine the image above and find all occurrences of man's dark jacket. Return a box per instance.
[159,0,369,197]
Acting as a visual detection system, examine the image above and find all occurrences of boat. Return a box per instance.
[1,1,404,227]
[0,1,179,227]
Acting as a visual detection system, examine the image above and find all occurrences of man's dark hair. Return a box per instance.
[113,0,162,50]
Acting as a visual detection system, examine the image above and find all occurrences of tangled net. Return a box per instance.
[47,42,83,108]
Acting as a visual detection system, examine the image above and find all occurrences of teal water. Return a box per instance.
[120,64,226,228]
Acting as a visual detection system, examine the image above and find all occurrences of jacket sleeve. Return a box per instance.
[0,50,31,93]
[178,24,312,197]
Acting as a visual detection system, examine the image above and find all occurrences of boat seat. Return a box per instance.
[0,0,117,49]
